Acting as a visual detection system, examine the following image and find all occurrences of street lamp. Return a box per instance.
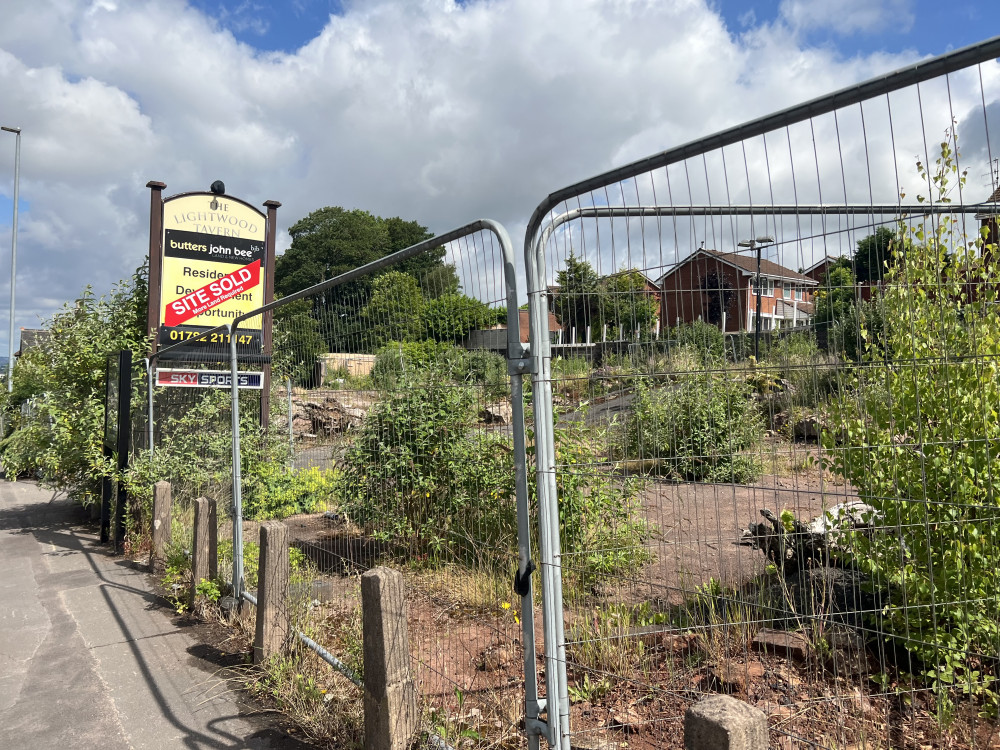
[1,126,19,394]
[737,236,774,360]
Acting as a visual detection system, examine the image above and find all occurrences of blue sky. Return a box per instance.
[190,0,997,57]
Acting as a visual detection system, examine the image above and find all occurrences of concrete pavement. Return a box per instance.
[0,479,310,749]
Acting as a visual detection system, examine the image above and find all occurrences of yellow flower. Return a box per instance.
[501,602,511,610]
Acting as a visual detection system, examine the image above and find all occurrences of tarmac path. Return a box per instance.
[0,479,310,750]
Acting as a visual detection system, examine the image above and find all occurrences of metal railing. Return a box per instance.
[523,35,1000,750]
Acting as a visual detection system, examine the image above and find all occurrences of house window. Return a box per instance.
[757,279,774,297]
[782,284,791,299]
[795,287,804,300]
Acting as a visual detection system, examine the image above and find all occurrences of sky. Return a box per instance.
[0,0,998,357]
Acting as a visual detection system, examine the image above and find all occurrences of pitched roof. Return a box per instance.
[803,256,836,275]
[976,185,1000,219]
[657,248,818,286]
[16,328,49,356]
[603,269,659,289]
[775,299,815,318]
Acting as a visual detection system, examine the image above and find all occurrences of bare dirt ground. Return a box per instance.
[623,441,857,604]
[245,441,1000,750]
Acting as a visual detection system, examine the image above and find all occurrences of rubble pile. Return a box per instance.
[274,392,370,438]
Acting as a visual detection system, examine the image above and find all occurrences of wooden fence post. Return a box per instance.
[362,567,418,750]
[685,695,768,750]
[207,497,218,581]
[189,497,210,609]
[253,521,290,664]
[150,481,172,574]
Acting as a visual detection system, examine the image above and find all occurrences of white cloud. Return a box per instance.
[0,0,994,351]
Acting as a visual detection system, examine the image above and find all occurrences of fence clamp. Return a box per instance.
[524,717,549,739]
[507,345,535,375]
[514,559,535,596]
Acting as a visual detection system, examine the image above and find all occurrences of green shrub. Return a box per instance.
[767,331,819,361]
[551,415,650,578]
[826,143,1000,711]
[371,340,466,388]
[217,539,312,591]
[764,333,841,413]
[337,378,516,557]
[421,293,497,342]
[619,375,763,483]
[464,348,509,401]
[551,356,593,400]
[241,464,338,520]
[338,368,650,580]
[669,322,725,363]
[373,340,508,400]
[1,264,148,502]
[829,293,886,361]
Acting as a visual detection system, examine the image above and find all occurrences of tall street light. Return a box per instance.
[738,236,774,360]
[1,126,19,394]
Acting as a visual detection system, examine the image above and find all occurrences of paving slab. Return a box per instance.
[0,479,309,750]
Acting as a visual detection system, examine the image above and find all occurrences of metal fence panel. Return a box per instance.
[223,220,539,748]
[524,38,1000,750]
[139,330,239,607]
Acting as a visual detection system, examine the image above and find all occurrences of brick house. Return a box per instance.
[656,249,817,333]
[803,256,835,284]
[976,185,1000,258]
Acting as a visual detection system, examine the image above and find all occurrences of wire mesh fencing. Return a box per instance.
[225,221,536,748]
[523,38,1000,750]
[136,330,244,604]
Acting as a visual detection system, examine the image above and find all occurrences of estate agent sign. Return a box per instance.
[145,182,280,361]
[158,193,266,354]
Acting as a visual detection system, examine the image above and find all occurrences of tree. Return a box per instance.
[274,207,445,298]
[275,207,388,297]
[1,264,148,502]
[700,271,735,328]
[552,254,602,340]
[362,271,425,349]
[273,298,328,386]
[422,293,497,342]
[854,226,897,284]
[813,263,856,354]
[601,269,658,339]
[419,265,461,298]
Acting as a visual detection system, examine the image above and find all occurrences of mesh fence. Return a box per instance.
[135,331,242,597]
[236,225,532,748]
[524,45,1000,750]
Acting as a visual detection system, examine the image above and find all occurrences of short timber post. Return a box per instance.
[189,497,210,609]
[684,695,768,750]
[253,521,290,664]
[362,567,418,750]
[207,497,218,581]
[150,481,172,575]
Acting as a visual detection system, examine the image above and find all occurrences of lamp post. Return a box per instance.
[738,236,774,360]
[1,126,19,394]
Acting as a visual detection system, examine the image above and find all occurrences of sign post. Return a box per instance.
[101,350,132,550]
[145,183,278,413]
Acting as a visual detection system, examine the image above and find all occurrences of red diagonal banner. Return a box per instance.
[164,259,261,327]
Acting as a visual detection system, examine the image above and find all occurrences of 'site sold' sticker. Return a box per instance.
[164,259,261,327]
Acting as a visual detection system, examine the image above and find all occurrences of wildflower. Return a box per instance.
[501,602,511,610]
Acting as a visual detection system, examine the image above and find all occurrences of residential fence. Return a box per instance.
[128,35,1000,750]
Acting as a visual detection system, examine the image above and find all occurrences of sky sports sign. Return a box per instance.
[156,369,264,389]
[157,194,269,355]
